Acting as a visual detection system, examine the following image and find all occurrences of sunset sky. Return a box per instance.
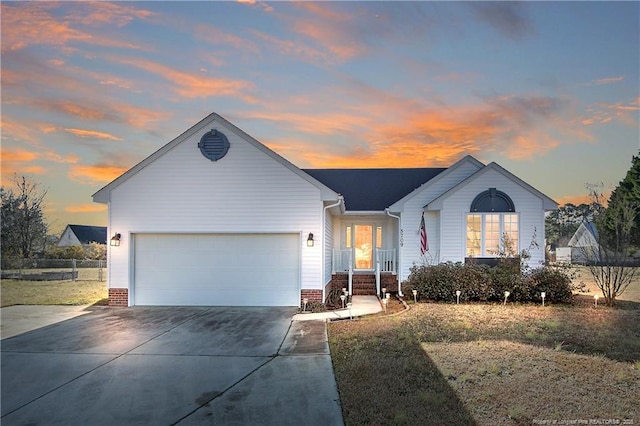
[1,1,638,235]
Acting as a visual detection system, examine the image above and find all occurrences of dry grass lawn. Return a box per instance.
[0,279,108,307]
[329,282,640,425]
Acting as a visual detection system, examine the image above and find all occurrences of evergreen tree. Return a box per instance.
[604,154,640,247]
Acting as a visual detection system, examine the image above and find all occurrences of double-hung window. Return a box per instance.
[466,188,519,257]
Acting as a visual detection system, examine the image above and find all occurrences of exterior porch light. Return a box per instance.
[306,233,314,247]
[110,233,121,247]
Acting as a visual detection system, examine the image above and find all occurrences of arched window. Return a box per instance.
[470,188,515,212]
[466,189,518,259]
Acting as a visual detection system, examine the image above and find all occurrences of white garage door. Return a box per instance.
[133,233,300,306]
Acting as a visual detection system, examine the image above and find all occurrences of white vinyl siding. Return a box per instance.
[106,119,326,302]
[323,208,335,287]
[398,159,483,279]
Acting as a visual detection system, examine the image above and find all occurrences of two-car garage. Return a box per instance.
[132,233,300,306]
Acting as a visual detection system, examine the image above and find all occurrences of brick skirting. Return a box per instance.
[301,289,322,305]
[108,288,128,306]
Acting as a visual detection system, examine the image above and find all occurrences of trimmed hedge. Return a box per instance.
[403,261,574,304]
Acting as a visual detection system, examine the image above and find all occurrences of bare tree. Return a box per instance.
[582,184,638,306]
[1,175,49,258]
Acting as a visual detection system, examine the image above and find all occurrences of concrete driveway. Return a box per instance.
[1,306,344,425]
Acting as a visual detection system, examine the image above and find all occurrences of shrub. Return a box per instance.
[524,267,574,303]
[404,262,575,304]
[404,262,492,303]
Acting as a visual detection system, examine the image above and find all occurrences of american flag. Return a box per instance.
[419,214,429,255]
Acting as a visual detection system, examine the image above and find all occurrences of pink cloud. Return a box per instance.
[65,204,107,213]
[63,128,122,141]
[69,163,128,185]
[0,147,78,181]
[114,56,255,101]
[1,2,146,53]
[584,76,624,86]
[194,24,260,54]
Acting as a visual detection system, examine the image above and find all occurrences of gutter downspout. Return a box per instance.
[322,195,344,302]
[385,208,403,297]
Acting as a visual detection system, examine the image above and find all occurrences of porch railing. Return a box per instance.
[376,249,396,273]
[332,250,352,274]
[332,248,396,274]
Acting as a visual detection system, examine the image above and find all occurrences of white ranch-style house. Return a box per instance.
[93,113,557,307]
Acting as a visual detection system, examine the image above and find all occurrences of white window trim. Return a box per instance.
[466,213,519,257]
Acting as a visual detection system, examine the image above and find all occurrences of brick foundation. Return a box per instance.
[301,289,323,305]
[108,288,129,307]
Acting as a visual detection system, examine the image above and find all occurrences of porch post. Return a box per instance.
[385,209,403,296]
[375,261,381,296]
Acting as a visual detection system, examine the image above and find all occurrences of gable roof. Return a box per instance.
[425,162,558,211]
[64,225,107,245]
[93,113,340,203]
[387,155,485,212]
[303,168,446,211]
[568,221,598,247]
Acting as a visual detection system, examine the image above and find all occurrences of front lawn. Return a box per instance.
[0,279,108,307]
[328,296,640,425]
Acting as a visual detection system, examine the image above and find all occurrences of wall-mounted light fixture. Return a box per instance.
[306,233,314,247]
[110,233,121,247]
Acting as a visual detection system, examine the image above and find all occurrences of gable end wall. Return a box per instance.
[107,120,325,300]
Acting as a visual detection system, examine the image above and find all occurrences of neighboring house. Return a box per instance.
[561,221,599,264]
[93,113,557,307]
[57,225,107,247]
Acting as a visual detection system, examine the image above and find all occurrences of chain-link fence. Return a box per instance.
[1,258,107,281]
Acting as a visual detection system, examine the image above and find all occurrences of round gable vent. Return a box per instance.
[198,129,230,161]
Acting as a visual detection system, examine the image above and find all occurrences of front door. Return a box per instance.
[354,225,373,269]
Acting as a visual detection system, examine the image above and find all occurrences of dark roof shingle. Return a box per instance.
[69,225,107,245]
[303,168,446,211]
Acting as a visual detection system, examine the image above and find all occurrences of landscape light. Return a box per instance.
[412,289,418,303]
[503,291,510,306]
[456,290,461,305]
[594,294,599,308]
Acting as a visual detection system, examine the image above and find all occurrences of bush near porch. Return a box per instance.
[403,262,575,304]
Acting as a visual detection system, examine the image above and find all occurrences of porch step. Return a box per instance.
[329,274,398,296]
